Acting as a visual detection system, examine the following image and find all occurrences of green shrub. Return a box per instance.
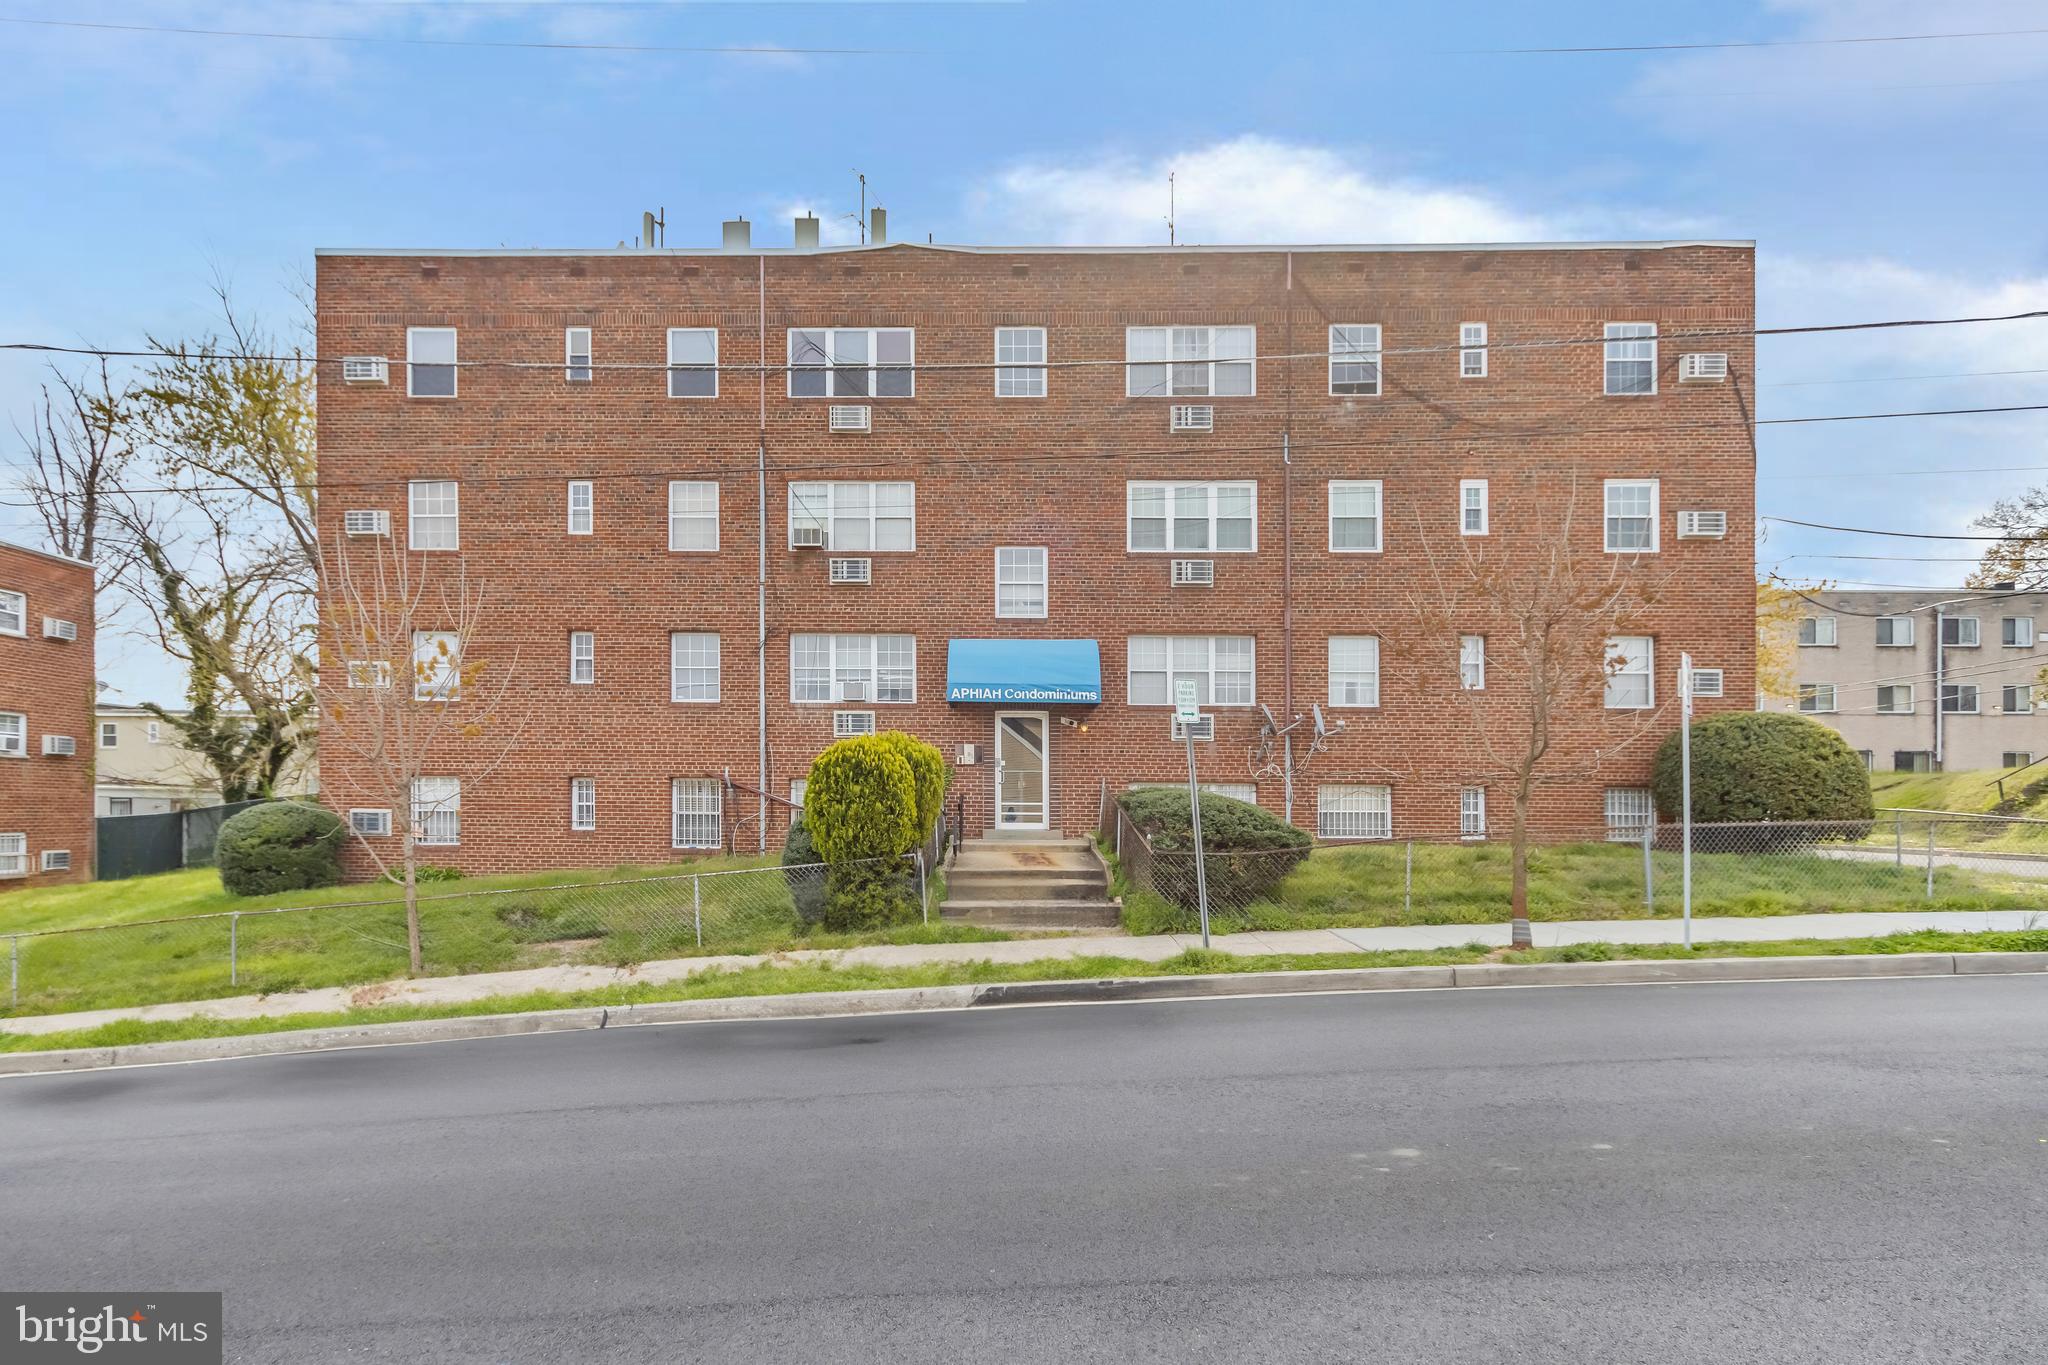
[1652,712,1874,850]
[804,736,919,862]
[1116,787,1311,911]
[876,731,948,842]
[217,802,347,897]
[782,818,828,926]
[821,860,922,932]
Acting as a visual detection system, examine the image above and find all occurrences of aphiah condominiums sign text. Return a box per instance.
[946,684,1101,703]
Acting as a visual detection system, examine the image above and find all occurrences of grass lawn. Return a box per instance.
[5,925,2043,1056]
[1870,769,2016,815]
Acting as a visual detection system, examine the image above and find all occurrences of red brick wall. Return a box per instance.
[0,540,95,889]
[315,241,1755,875]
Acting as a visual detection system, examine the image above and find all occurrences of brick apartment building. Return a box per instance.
[0,536,95,888]
[314,222,1755,874]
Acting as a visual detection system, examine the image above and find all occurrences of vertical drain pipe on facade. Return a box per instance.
[757,254,770,849]
[1281,252,1296,824]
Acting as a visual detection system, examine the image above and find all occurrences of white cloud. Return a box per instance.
[771,203,862,247]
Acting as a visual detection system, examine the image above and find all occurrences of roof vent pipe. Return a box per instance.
[722,217,751,250]
[869,207,887,245]
[794,215,820,249]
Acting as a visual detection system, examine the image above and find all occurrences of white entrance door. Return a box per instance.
[994,712,1049,830]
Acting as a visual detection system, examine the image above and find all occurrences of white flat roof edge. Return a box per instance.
[0,535,92,570]
[316,239,1753,259]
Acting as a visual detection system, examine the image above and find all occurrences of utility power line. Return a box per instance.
[0,15,915,56]
[1460,26,2048,54]
[1762,517,2013,541]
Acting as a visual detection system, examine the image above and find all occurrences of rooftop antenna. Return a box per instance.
[1166,171,1176,246]
[641,207,666,250]
[855,170,868,245]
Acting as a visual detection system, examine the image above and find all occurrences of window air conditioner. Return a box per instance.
[41,617,77,641]
[791,524,827,549]
[1171,715,1216,742]
[1171,559,1215,586]
[838,680,868,702]
[341,356,390,384]
[828,405,872,433]
[343,510,391,537]
[40,850,71,871]
[1679,353,1729,383]
[1677,510,1728,539]
[42,734,76,756]
[1170,404,1214,433]
[834,711,877,737]
[828,558,872,584]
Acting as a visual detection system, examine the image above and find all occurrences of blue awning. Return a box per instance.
[946,639,1102,705]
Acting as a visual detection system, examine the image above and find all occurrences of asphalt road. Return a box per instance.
[3,977,2046,1364]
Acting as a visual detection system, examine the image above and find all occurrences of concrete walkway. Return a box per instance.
[5,908,2041,1038]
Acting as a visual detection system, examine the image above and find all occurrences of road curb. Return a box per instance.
[2,951,2041,1075]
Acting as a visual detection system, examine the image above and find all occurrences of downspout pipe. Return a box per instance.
[1282,251,1295,824]
[757,255,770,849]
[1934,602,1945,769]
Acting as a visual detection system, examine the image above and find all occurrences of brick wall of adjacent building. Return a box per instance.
[315,237,1756,876]
[0,539,96,889]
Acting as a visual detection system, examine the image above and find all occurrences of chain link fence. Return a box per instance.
[3,853,934,1020]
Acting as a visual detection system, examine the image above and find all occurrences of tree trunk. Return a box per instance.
[402,831,423,975]
[1509,774,1534,950]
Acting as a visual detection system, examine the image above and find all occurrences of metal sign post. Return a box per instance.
[1176,680,1213,949]
[1680,650,1694,949]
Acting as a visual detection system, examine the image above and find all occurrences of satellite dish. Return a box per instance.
[1312,703,1328,739]
[1260,703,1279,732]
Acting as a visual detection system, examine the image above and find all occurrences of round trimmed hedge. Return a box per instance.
[1117,786,1311,912]
[217,801,347,897]
[1651,712,1873,846]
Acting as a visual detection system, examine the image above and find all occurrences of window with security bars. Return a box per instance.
[569,631,595,684]
[1460,635,1486,690]
[1328,324,1381,395]
[791,634,915,703]
[1603,322,1656,395]
[408,481,459,550]
[2004,617,2035,647]
[567,480,593,535]
[1798,617,1836,646]
[668,481,719,552]
[411,777,461,846]
[571,778,596,830]
[0,589,23,636]
[1327,636,1380,708]
[672,778,723,849]
[788,327,913,398]
[407,327,456,398]
[995,327,1047,397]
[667,328,717,398]
[1128,636,1255,707]
[1328,480,1382,552]
[1318,784,1391,840]
[0,832,25,876]
[1605,636,1653,709]
[1797,682,1838,713]
[1604,788,1653,841]
[1128,481,1255,553]
[1875,616,1914,647]
[2004,685,2035,714]
[995,547,1048,618]
[1126,326,1255,398]
[1460,787,1487,838]
[1877,684,1913,713]
[1604,480,1658,552]
[788,481,915,551]
[671,633,721,702]
[1459,322,1488,378]
[1460,480,1488,535]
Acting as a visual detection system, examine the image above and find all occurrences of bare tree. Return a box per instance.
[13,358,132,572]
[320,537,523,973]
[1406,476,1670,949]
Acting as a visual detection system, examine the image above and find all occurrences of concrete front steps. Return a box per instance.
[942,835,1123,932]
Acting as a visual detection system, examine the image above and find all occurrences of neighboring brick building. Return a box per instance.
[0,536,95,888]
[314,224,1755,875]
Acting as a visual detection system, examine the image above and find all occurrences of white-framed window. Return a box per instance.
[569,630,595,685]
[1797,617,1837,647]
[1328,324,1381,396]
[1460,479,1488,536]
[408,480,459,551]
[2003,685,2034,714]
[1797,682,1838,714]
[2005,751,2034,768]
[668,481,720,552]
[346,660,392,689]
[1876,684,1914,714]
[348,808,392,837]
[567,480,594,535]
[1687,667,1725,698]
[1605,788,1654,841]
[789,481,915,552]
[671,632,721,703]
[1128,636,1255,707]
[565,327,593,383]
[1875,616,1915,647]
[0,712,23,758]
[1125,325,1255,398]
[1605,636,1654,709]
[1327,480,1382,553]
[1459,322,1488,378]
[412,630,460,701]
[1327,636,1380,708]
[667,327,718,398]
[1941,683,1980,713]
[791,634,915,704]
[97,721,117,748]
[1604,479,1659,553]
[1318,784,1392,840]
[788,327,913,398]
[571,777,597,831]
[0,589,23,636]
[1943,616,1981,647]
[146,721,161,744]
[2003,617,2035,648]
[789,778,807,809]
[411,777,461,845]
[995,327,1047,398]
[0,833,25,877]
[1460,635,1486,690]
[406,326,457,398]
[995,547,1048,619]
[1128,481,1256,553]
[672,778,723,849]
[1603,322,1656,395]
[1460,787,1487,838]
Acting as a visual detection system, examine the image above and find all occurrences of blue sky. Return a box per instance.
[3,0,2047,700]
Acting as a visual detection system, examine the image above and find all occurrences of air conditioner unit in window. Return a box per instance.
[1171,559,1215,587]
[1688,668,1726,698]
[833,710,877,737]
[41,617,77,642]
[1170,404,1214,433]
[838,680,868,702]
[1677,510,1728,539]
[790,525,827,549]
[341,356,389,384]
[828,405,872,433]
[343,509,391,537]
[1171,715,1216,742]
[40,850,71,872]
[41,734,76,757]
[1679,353,1729,383]
[828,557,872,585]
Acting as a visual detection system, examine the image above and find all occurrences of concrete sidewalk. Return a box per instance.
[4,908,2041,1038]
